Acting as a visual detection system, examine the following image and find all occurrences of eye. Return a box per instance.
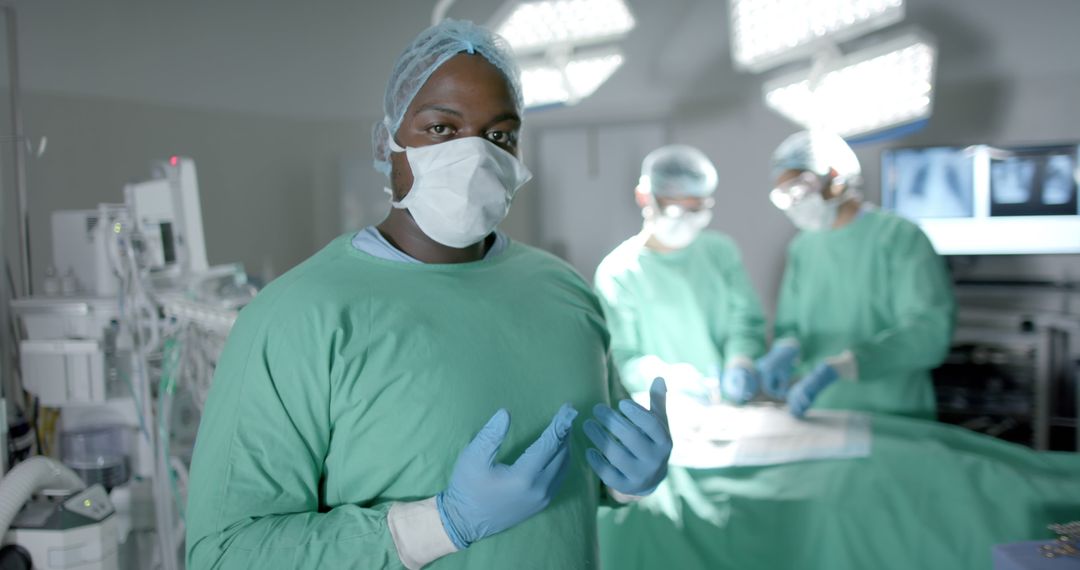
[427,124,455,137]
[486,130,517,146]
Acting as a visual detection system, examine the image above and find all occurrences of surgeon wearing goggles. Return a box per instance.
[594,145,766,407]
[757,130,955,419]
[186,19,671,570]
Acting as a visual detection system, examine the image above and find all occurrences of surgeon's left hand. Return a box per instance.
[584,378,672,496]
[720,366,759,405]
[787,363,839,418]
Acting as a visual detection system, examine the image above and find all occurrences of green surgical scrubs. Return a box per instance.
[187,234,625,569]
[594,231,766,393]
[774,208,955,418]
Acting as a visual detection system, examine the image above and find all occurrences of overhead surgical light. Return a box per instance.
[729,0,905,72]
[519,48,625,108]
[492,0,635,55]
[490,0,634,109]
[763,32,936,138]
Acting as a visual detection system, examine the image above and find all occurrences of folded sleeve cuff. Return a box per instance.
[388,498,459,570]
[774,337,801,350]
[825,350,858,381]
[725,356,755,370]
[608,486,646,504]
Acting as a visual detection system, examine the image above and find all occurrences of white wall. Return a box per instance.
[534,122,667,278]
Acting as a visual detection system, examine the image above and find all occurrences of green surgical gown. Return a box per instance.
[186,234,625,569]
[594,231,766,393]
[774,209,955,418]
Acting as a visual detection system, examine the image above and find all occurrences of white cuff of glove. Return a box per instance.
[388,498,459,570]
[824,350,859,381]
[608,486,645,504]
[774,337,801,350]
[725,356,755,371]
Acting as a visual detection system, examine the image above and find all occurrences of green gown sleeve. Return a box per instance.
[716,240,767,363]
[186,300,405,569]
[593,271,655,394]
[850,225,955,380]
[772,241,802,343]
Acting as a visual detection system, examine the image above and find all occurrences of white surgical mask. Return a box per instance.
[783,192,842,231]
[387,135,532,248]
[647,206,712,249]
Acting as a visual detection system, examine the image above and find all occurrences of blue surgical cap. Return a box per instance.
[372,19,524,177]
[770,130,861,183]
[638,145,719,198]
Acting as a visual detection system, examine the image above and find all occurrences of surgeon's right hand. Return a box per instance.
[755,342,800,398]
[584,378,671,496]
[437,404,577,551]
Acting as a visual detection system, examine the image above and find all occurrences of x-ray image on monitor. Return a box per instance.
[1044,154,1076,205]
[990,149,1078,217]
[884,147,974,219]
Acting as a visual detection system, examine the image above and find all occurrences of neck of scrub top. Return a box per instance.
[830,196,864,230]
[638,230,695,256]
[821,201,876,237]
[376,209,493,264]
[642,232,673,253]
[339,231,516,272]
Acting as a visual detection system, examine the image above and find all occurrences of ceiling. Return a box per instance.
[13,0,1080,125]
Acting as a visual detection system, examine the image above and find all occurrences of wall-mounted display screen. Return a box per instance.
[882,143,1080,255]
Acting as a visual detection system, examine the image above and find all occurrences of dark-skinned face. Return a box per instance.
[389,53,521,201]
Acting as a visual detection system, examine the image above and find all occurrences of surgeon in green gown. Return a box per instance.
[758,130,956,419]
[186,20,672,570]
[594,144,767,404]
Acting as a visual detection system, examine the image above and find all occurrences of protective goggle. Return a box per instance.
[769,171,827,211]
[654,197,715,217]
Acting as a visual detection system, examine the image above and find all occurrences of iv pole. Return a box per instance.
[2,2,30,298]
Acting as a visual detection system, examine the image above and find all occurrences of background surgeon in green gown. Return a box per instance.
[758,130,956,419]
[186,19,672,569]
[594,145,767,404]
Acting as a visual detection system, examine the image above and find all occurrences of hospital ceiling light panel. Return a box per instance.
[763,32,936,138]
[730,0,905,72]
[520,48,625,108]
[492,0,636,55]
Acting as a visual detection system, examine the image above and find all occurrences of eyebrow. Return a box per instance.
[412,105,521,126]
[414,104,463,117]
[488,112,521,125]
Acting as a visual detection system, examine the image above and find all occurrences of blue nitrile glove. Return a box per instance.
[756,342,800,398]
[787,363,840,418]
[720,366,759,405]
[584,378,672,496]
[437,403,577,550]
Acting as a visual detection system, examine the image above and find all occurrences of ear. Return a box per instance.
[635,188,651,209]
[825,167,846,199]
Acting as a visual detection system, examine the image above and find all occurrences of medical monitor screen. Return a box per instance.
[883,146,975,219]
[989,148,1077,217]
[881,143,1080,255]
